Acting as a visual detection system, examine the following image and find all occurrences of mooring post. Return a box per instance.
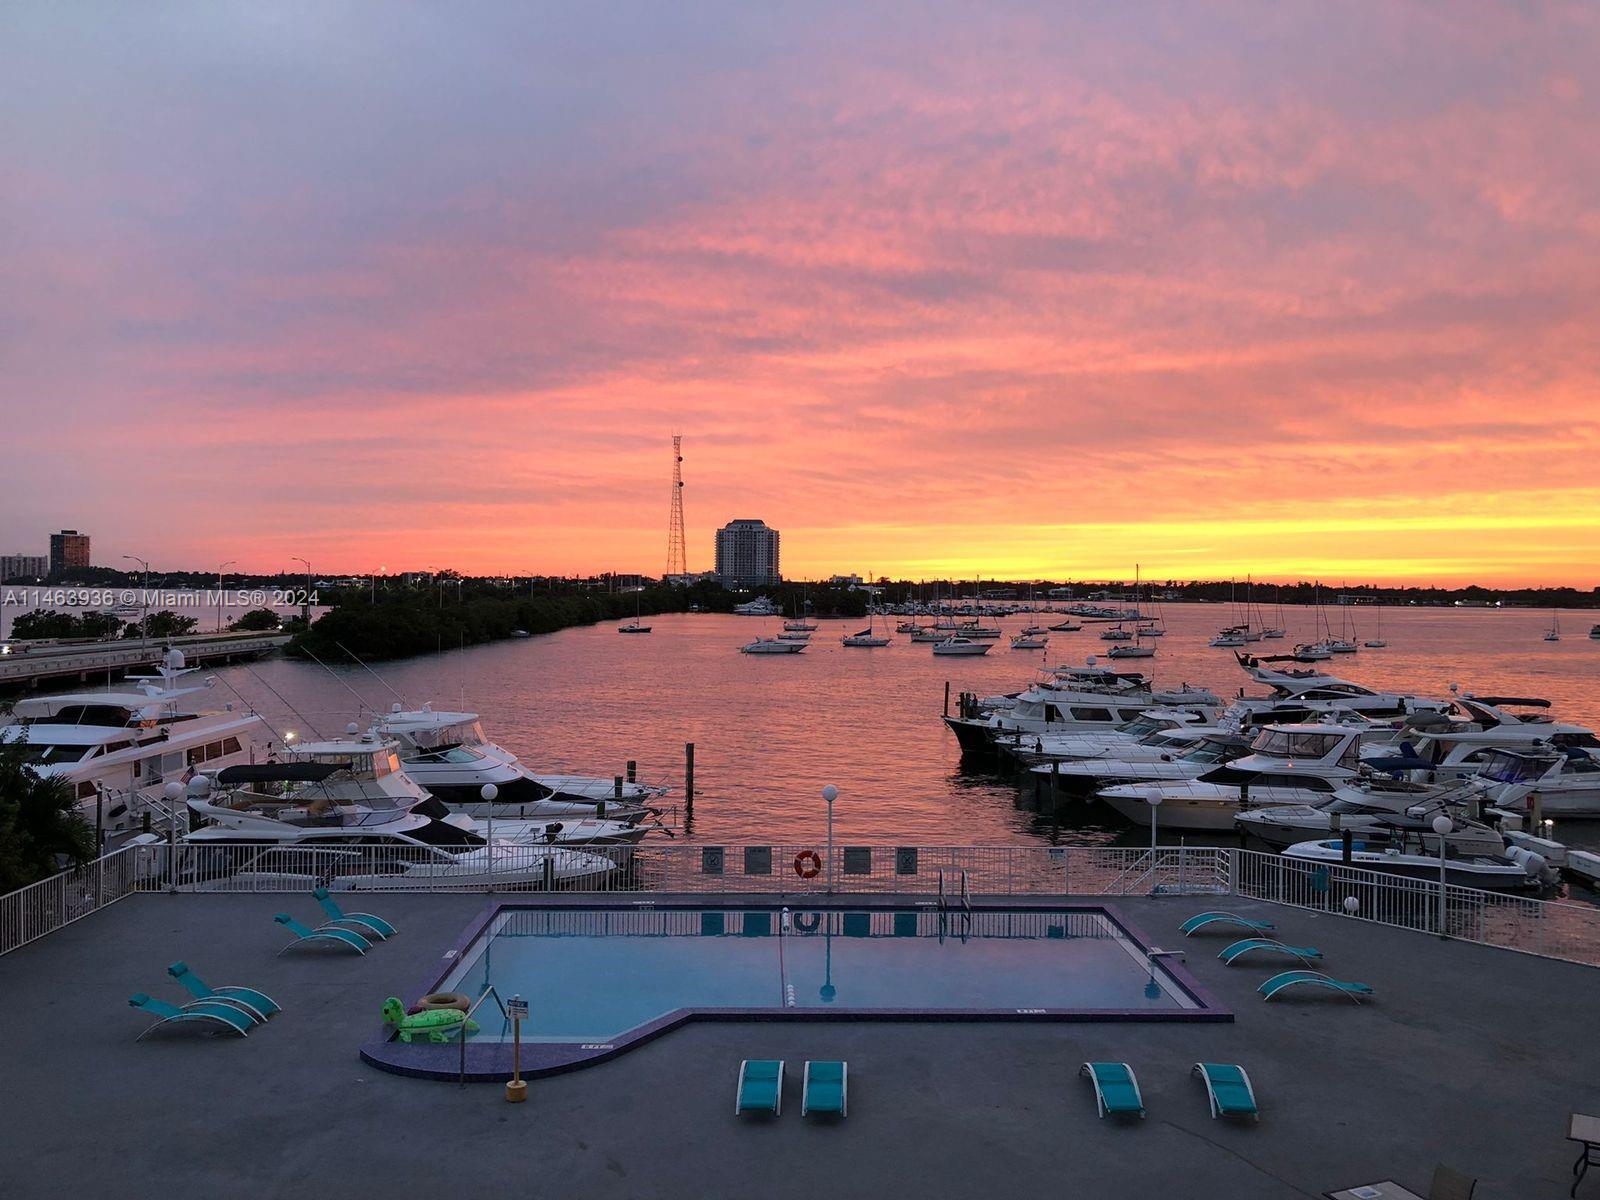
[1050,759,1059,808]
[943,680,950,717]
[685,742,695,817]
[626,759,637,783]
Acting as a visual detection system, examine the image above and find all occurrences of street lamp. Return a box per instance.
[215,559,236,632]
[1431,814,1453,935]
[1146,793,1162,890]
[822,784,838,894]
[482,784,499,891]
[122,554,150,647]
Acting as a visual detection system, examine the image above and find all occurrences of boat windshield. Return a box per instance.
[401,720,486,751]
[1477,750,1554,785]
[1249,729,1352,762]
[1181,741,1233,764]
[1118,716,1162,737]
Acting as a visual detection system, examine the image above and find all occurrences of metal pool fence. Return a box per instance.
[5,841,1600,971]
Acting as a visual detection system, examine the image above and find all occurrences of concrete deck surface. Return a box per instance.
[0,891,1594,1199]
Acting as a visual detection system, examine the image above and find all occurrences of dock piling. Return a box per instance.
[684,742,695,817]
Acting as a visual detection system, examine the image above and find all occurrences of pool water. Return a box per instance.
[440,906,1198,1042]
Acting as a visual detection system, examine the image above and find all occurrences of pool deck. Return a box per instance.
[2,891,1595,1199]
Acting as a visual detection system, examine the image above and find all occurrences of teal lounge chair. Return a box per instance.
[1218,938,1322,967]
[312,887,396,940]
[274,913,371,955]
[1080,1062,1145,1118]
[128,993,252,1041]
[167,961,279,1022]
[1258,970,1373,1003]
[735,1059,784,1116]
[802,1061,847,1117]
[1180,911,1276,937]
[1192,1063,1259,1121]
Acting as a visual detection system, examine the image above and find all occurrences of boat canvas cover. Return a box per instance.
[213,762,348,784]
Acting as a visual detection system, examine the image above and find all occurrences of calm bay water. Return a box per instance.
[207,603,1600,853]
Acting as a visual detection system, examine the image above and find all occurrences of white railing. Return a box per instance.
[1229,848,1600,968]
[3,842,1599,971]
[0,848,142,956]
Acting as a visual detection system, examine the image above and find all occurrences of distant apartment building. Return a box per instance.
[0,554,48,581]
[49,530,91,577]
[714,519,780,587]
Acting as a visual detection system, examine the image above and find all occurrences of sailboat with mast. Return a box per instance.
[1544,610,1561,642]
[618,589,652,633]
[1107,565,1156,658]
[842,598,892,647]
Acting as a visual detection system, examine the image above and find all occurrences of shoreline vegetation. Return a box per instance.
[286,580,871,662]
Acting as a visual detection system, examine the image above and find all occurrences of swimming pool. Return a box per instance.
[361,900,1228,1080]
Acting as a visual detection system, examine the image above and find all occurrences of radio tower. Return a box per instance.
[666,434,688,578]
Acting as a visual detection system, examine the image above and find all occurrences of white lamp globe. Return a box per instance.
[822,785,838,803]
[1343,896,1359,914]
[1431,815,1453,837]
[480,784,499,802]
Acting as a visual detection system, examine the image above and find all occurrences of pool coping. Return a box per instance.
[359,894,1232,1082]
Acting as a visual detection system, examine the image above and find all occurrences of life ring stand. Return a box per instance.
[415,992,472,1013]
[793,850,823,879]
[793,911,821,933]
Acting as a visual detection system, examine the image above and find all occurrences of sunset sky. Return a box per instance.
[3,3,1598,584]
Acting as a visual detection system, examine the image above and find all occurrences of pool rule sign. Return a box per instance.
[506,995,530,1103]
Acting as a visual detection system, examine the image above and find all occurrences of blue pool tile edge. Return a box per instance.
[359,897,1233,1083]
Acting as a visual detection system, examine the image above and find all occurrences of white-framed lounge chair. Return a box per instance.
[128,993,252,1041]
[1258,970,1373,1002]
[1079,1061,1145,1118]
[312,887,396,940]
[1192,1062,1259,1121]
[1218,939,1322,967]
[167,961,279,1023]
[735,1059,784,1116]
[273,913,371,955]
[802,1061,847,1118]
[1180,911,1276,937]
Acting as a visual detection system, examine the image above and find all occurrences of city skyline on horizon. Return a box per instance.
[5,5,1598,587]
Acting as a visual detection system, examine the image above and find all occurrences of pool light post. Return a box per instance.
[1145,794,1162,891]
[822,784,838,894]
[214,559,236,632]
[1432,814,1452,935]
[482,784,499,891]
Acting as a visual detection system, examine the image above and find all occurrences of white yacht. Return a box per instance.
[1000,709,1221,767]
[1384,695,1600,782]
[1472,746,1600,819]
[733,597,781,616]
[943,663,1221,752]
[1282,830,1555,892]
[181,768,618,890]
[1233,772,1472,850]
[374,705,667,818]
[1231,659,1450,721]
[740,636,805,654]
[1010,633,1048,651]
[1029,732,1251,794]
[933,636,991,656]
[0,649,274,840]
[1096,722,1366,831]
[201,737,651,848]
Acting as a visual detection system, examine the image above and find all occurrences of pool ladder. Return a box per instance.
[936,868,973,914]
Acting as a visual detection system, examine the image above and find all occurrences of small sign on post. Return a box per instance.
[506,995,530,1103]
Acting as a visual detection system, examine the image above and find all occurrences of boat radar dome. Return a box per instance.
[164,648,186,669]
[391,703,402,713]
[187,775,212,795]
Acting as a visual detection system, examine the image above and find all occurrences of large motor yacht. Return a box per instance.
[0,648,274,841]
[374,705,666,818]
[942,662,1221,753]
[1028,732,1252,796]
[1471,746,1600,819]
[1095,722,1367,831]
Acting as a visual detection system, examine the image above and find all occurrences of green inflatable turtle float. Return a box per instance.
[382,997,479,1043]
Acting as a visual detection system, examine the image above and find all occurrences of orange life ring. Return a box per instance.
[793,850,823,879]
